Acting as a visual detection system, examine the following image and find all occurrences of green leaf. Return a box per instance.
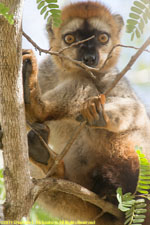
[138,19,145,33]
[53,22,61,27]
[127,19,138,26]
[129,12,140,19]
[140,0,149,4]
[118,204,130,212]
[139,180,150,184]
[46,0,58,3]
[0,6,9,14]
[50,8,61,14]
[116,187,123,202]
[139,176,150,180]
[47,4,59,9]
[125,209,133,218]
[40,5,47,15]
[36,0,42,3]
[44,10,49,19]
[133,218,145,223]
[138,184,150,189]
[135,203,147,208]
[0,3,14,25]
[145,8,150,19]
[134,214,146,219]
[47,15,51,23]
[0,170,3,179]
[134,209,147,214]
[125,214,133,225]
[137,188,149,194]
[38,1,45,9]
[131,32,135,41]
[126,25,135,33]
[134,1,146,9]
[140,171,150,176]
[136,28,141,38]
[135,199,145,203]
[131,6,143,14]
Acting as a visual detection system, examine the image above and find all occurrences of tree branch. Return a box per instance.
[32,178,123,220]
[104,37,150,96]
[0,1,32,221]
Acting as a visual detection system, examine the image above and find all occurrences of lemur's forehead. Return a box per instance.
[88,18,111,33]
[61,18,84,35]
[61,18,111,35]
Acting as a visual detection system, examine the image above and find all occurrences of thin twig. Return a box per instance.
[46,121,86,178]
[104,37,150,96]
[58,35,95,54]
[99,43,150,71]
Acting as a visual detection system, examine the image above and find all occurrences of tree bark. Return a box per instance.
[0,0,32,221]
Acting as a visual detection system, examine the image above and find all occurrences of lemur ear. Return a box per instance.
[113,14,124,33]
[46,17,54,36]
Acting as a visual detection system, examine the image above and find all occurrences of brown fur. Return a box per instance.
[22,1,150,224]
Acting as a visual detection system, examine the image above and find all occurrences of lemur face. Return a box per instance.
[47,1,124,72]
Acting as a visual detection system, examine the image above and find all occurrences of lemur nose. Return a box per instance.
[83,53,97,67]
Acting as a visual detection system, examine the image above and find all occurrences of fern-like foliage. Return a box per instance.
[117,147,150,225]
[136,147,150,195]
[36,0,61,27]
[0,3,14,25]
[126,0,150,40]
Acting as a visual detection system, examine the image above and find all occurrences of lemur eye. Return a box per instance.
[99,33,109,44]
[64,34,75,44]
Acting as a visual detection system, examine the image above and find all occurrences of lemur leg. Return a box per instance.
[23,50,65,178]
[28,123,65,178]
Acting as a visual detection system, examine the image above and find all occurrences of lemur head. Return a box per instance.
[47,1,124,73]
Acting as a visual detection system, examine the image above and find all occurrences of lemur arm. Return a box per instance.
[23,50,65,177]
[23,50,70,123]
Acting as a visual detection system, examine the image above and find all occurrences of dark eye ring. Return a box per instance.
[64,34,75,44]
[99,33,109,44]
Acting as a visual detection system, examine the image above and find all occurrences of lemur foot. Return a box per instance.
[0,125,3,149]
[28,122,65,178]
[22,49,38,104]
[79,95,107,127]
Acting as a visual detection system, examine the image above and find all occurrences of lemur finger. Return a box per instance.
[95,96,102,113]
[89,102,99,121]
[82,102,94,124]
[23,58,32,104]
